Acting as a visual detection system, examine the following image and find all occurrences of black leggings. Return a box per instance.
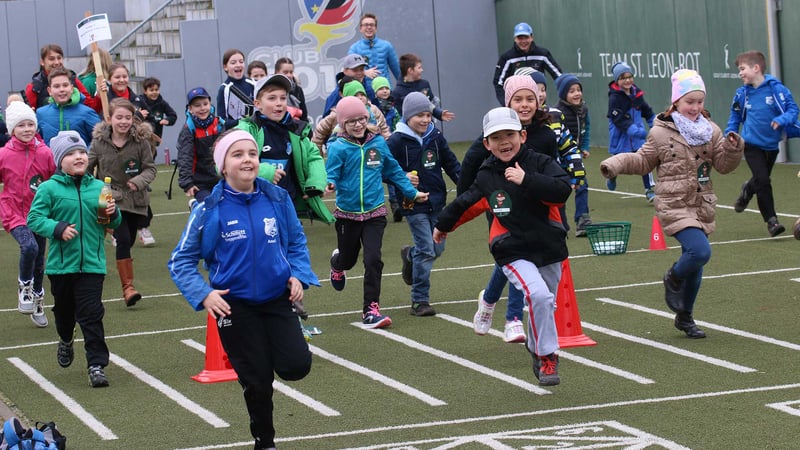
[743,144,779,221]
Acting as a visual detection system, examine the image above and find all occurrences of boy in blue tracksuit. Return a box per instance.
[606,62,656,201]
[388,92,461,316]
[35,68,101,146]
[168,130,316,450]
[725,50,798,237]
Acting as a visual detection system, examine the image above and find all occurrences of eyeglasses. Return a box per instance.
[345,117,368,126]
[361,22,376,28]
[619,74,634,81]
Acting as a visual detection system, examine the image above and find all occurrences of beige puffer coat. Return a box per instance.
[88,121,157,217]
[601,113,744,236]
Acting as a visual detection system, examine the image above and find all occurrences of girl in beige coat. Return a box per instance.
[88,98,157,307]
[600,69,744,338]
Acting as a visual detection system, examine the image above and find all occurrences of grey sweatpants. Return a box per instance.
[502,260,561,357]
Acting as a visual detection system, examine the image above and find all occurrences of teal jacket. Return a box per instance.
[236,116,334,224]
[27,171,121,275]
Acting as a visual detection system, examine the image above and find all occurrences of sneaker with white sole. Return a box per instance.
[31,290,48,328]
[329,249,346,291]
[533,353,560,386]
[362,301,392,328]
[503,318,525,343]
[17,279,34,314]
[473,290,495,335]
[138,227,156,247]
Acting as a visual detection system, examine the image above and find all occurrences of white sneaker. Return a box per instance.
[473,290,495,335]
[31,290,48,328]
[503,318,525,343]
[138,227,156,247]
[17,280,34,314]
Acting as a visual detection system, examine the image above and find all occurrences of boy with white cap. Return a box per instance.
[434,107,571,385]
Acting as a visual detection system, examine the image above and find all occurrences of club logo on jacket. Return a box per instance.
[29,175,44,193]
[490,190,511,217]
[365,148,382,168]
[123,159,141,176]
[263,217,278,242]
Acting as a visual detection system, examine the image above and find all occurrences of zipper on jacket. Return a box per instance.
[245,196,259,297]
[77,180,85,273]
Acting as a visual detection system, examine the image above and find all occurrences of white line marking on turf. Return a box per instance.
[437,313,655,385]
[7,357,118,440]
[766,399,800,417]
[0,325,206,352]
[175,382,800,449]
[108,353,229,428]
[308,344,446,406]
[353,323,551,395]
[577,267,800,292]
[181,339,342,416]
[596,297,800,351]
[579,322,757,373]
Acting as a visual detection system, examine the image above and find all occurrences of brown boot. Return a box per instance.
[116,258,142,307]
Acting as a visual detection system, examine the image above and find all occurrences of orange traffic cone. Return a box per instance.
[192,313,238,383]
[650,216,667,250]
[555,259,596,348]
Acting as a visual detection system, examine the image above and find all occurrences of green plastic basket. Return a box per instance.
[586,221,632,255]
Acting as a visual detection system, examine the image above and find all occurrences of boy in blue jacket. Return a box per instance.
[35,68,101,146]
[725,50,798,237]
[606,62,656,201]
[388,92,461,316]
[168,130,316,450]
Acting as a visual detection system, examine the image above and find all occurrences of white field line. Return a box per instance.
[579,323,757,373]
[765,400,800,417]
[181,339,342,416]
[436,313,655,385]
[6,357,118,440]
[576,266,800,292]
[354,323,551,395]
[308,344,446,407]
[596,297,800,351]
[108,353,229,428]
[175,382,800,449]
[0,325,206,352]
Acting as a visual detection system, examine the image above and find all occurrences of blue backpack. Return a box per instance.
[0,417,66,450]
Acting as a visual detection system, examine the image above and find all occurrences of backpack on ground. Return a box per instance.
[0,416,66,450]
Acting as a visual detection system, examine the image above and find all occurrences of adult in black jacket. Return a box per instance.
[492,22,562,106]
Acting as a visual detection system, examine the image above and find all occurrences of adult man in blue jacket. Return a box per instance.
[348,13,401,86]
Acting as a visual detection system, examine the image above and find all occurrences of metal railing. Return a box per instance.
[108,0,176,54]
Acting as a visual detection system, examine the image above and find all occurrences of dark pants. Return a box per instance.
[138,205,154,228]
[49,273,109,368]
[115,211,146,260]
[743,144,779,221]
[332,216,387,311]
[10,226,46,293]
[217,294,312,448]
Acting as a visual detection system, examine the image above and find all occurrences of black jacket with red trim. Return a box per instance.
[437,148,571,267]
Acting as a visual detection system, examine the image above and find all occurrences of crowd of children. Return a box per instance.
[5,14,800,450]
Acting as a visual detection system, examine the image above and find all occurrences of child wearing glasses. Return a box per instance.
[607,62,656,202]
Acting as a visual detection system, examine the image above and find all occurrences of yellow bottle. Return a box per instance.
[402,171,418,209]
[97,177,113,224]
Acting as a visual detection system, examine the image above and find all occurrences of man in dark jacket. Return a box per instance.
[492,22,562,106]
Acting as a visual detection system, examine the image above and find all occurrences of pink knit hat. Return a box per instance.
[671,69,705,103]
[213,130,257,175]
[503,75,539,108]
[336,96,368,128]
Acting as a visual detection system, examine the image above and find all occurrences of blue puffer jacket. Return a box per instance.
[349,36,401,84]
[325,131,417,214]
[387,122,461,215]
[607,81,654,154]
[35,88,102,146]
[167,178,319,311]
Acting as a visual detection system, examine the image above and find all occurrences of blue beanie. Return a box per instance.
[555,74,581,101]
[612,62,633,82]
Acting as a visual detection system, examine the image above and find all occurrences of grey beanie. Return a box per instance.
[50,130,87,169]
[402,92,433,122]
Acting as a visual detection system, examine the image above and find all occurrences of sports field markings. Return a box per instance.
[579,322,757,373]
[596,297,800,351]
[308,344,447,406]
[437,313,655,384]
[108,353,229,428]
[354,323,551,395]
[766,399,800,417]
[181,339,342,416]
[339,420,689,450]
[176,382,800,449]
[6,357,118,440]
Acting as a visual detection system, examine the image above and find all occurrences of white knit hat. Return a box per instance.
[5,101,37,132]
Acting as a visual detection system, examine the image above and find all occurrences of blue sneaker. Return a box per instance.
[362,302,392,328]
[330,249,346,291]
[606,177,617,191]
[645,188,656,203]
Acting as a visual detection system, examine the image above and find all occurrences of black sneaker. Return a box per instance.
[663,266,686,314]
[767,217,786,237]
[410,302,436,316]
[391,201,403,222]
[536,353,560,386]
[734,182,752,213]
[57,339,74,368]
[330,249,346,291]
[400,246,413,286]
[674,313,706,339]
[575,214,592,237]
[88,365,109,388]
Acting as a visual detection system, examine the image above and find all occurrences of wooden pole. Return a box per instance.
[86,11,109,121]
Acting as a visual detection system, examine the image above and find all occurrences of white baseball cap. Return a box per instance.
[482,107,522,136]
